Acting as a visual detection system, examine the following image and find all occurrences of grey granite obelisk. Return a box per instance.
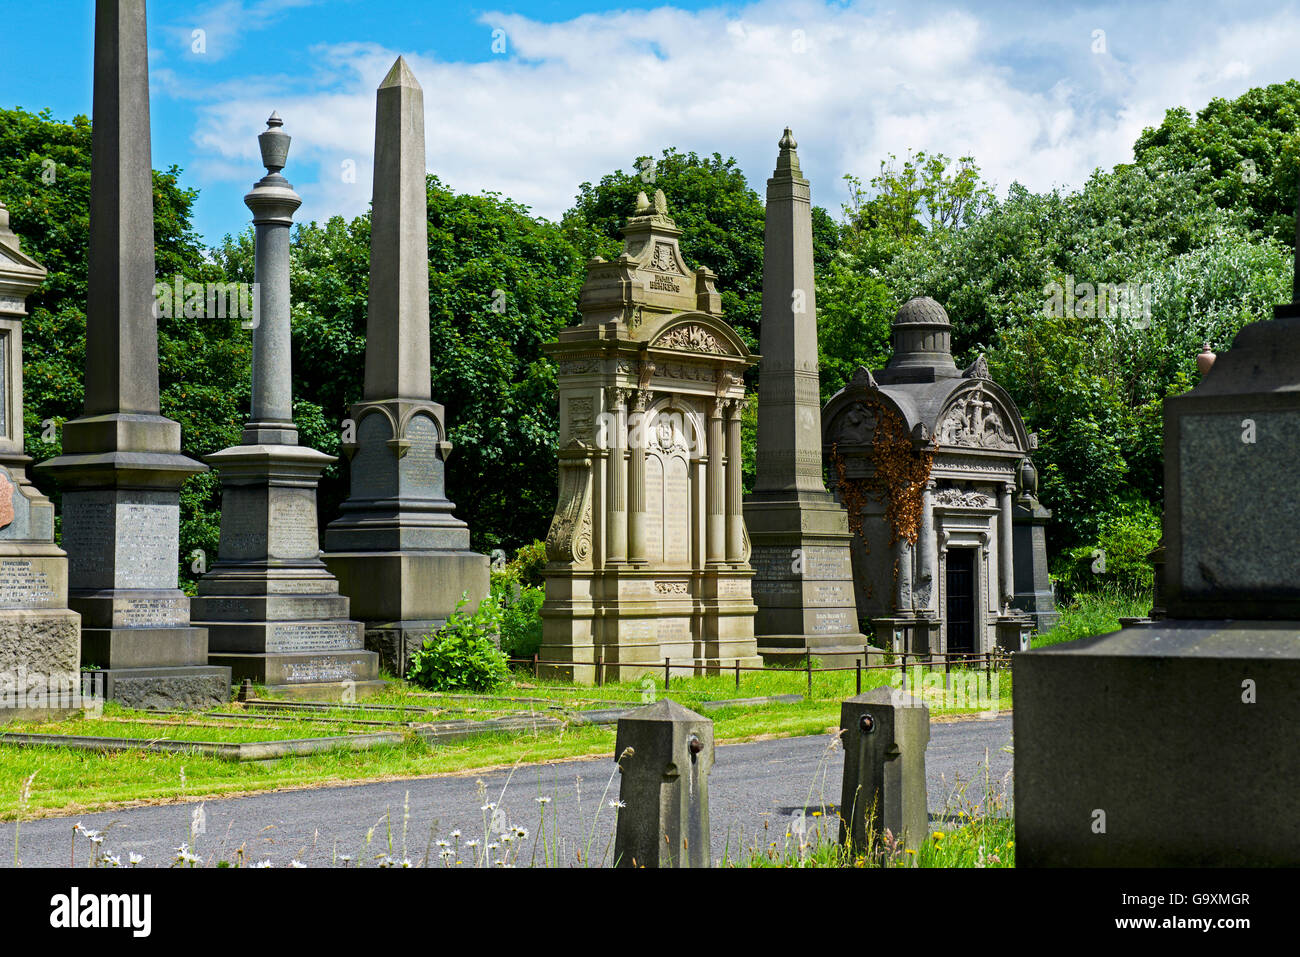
[0,198,83,722]
[36,0,228,709]
[323,57,488,675]
[744,129,864,664]
[191,116,379,697]
[1015,190,1300,866]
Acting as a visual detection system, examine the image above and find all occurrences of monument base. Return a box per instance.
[207,649,380,688]
[1015,619,1300,866]
[0,607,84,723]
[89,665,232,711]
[323,550,490,628]
[362,621,446,678]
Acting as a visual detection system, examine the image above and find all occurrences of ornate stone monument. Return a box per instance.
[192,115,380,697]
[1015,205,1300,865]
[36,0,229,709]
[1011,457,1058,633]
[0,199,83,722]
[323,58,488,675]
[744,129,864,664]
[539,190,760,683]
[821,298,1035,657]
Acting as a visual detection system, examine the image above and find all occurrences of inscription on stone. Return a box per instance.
[116,596,187,627]
[268,493,319,559]
[401,415,443,495]
[0,559,56,609]
[63,492,179,590]
[266,622,362,653]
[664,457,690,565]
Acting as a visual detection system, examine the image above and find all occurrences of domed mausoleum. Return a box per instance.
[821,297,1054,655]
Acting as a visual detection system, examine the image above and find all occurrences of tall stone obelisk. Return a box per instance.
[323,57,488,676]
[0,199,83,722]
[744,129,864,663]
[36,0,229,708]
[192,115,380,697]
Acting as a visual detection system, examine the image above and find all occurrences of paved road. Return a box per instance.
[0,716,1012,867]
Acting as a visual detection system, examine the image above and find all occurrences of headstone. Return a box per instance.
[35,0,229,709]
[539,190,760,682]
[322,57,488,676]
[1011,456,1059,633]
[191,115,380,697]
[821,298,1035,658]
[838,686,930,854]
[0,198,84,722]
[744,129,865,666]
[1015,194,1300,866]
[613,699,713,868]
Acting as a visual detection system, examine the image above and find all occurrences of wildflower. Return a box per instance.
[481,802,498,812]
[466,839,480,848]
[450,830,462,840]
[932,831,945,842]
[608,799,626,809]
[289,860,306,869]
[487,842,500,851]
[254,860,273,868]
[128,853,144,867]
[338,854,352,865]
[501,833,514,844]
[811,811,821,817]
[435,840,451,848]
[439,849,454,860]
[535,796,552,805]
[905,849,917,856]
[172,843,202,866]
[514,827,528,840]
[100,853,122,867]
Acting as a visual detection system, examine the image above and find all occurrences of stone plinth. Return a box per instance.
[1015,620,1300,865]
[839,686,930,854]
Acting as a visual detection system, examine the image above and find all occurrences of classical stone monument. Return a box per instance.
[323,58,488,675]
[1011,457,1058,633]
[192,115,380,696]
[1015,211,1300,865]
[36,0,229,709]
[0,198,82,721]
[539,189,760,682]
[744,129,864,664]
[821,298,1035,656]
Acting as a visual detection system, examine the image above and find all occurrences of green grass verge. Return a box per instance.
[1033,585,1152,649]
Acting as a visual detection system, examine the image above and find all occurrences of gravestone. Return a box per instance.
[323,58,488,676]
[539,190,760,682]
[35,0,229,709]
[0,198,83,722]
[838,686,930,854]
[744,129,864,665]
[1011,457,1058,633]
[822,298,1035,658]
[1015,197,1300,866]
[191,115,380,697]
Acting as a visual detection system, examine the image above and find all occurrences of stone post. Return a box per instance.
[839,686,930,855]
[724,399,744,563]
[627,391,649,564]
[323,57,488,675]
[706,398,725,564]
[998,482,1014,612]
[35,0,227,709]
[604,388,627,564]
[613,699,713,868]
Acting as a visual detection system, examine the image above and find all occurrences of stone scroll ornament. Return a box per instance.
[545,440,594,565]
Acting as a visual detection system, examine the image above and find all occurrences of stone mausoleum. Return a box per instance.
[540,190,761,682]
[822,297,1043,656]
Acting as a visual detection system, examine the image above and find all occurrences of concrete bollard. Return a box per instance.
[612,699,713,868]
[838,686,930,855]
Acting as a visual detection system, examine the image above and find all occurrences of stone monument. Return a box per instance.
[539,190,760,683]
[192,115,380,697]
[323,58,488,677]
[821,298,1035,657]
[744,129,864,665]
[36,0,229,709]
[0,198,83,722]
[1015,199,1300,865]
[1011,457,1058,633]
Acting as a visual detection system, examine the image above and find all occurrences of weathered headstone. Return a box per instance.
[613,699,713,868]
[0,198,83,722]
[35,0,229,709]
[822,298,1035,657]
[1015,196,1300,865]
[539,190,760,682]
[323,58,488,676]
[838,686,930,854]
[191,115,380,697]
[744,129,864,665]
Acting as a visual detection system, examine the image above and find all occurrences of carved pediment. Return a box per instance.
[933,487,993,508]
[962,354,991,380]
[937,385,1019,451]
[653,323,727,355]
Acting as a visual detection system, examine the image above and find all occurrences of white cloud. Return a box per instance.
[180,0,1300,239]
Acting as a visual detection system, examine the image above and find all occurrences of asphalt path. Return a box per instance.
[0,715,1012,867]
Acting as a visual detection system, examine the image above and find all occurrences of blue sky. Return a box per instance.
[6,0,1299,247]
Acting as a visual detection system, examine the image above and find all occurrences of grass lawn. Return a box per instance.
[1033,586,1152,649]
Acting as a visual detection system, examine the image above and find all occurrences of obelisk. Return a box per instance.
[192,115,380,698]
[0,198,83,722]
[1015,187,1300,866]
[744,128,864,663]
[323,57,488,675]
[36,0,229,708]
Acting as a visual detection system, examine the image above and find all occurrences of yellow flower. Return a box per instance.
[932,831,944,841]
[905,849,916,855]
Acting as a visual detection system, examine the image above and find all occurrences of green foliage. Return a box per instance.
[1054,504,1162,600]
[406,594,510,692]
[490,540,547,659]
[1034,584,1154,649]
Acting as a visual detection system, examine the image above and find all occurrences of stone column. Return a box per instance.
[706,398,725,564]
[627,390,650,564]
[894,538,912,612]
[35,0,227,709]
[323,57,487,672]
[917,481,936,612]
[725,399,744,563]
[604,388,628,564]
[998,482,1014,612]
